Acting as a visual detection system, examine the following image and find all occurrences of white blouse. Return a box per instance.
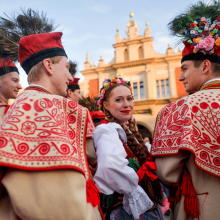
[93,122,153,219]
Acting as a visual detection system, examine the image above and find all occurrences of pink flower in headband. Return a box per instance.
[100,93,104,99]
[198,35,215,52]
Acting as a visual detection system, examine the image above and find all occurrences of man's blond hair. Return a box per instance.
[27,56,63,84]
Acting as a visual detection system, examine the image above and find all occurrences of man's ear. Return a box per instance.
[202,60,211,75]
[103,101,109,110]
[67,89,72,98]
[43,59,53,75]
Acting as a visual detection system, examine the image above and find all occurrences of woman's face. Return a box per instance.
[103,85,134,125]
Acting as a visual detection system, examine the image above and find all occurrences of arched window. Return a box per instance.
[138,46,143,59]
[124,49,129,61]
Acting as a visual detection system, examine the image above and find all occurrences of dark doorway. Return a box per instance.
[137,124,152,143]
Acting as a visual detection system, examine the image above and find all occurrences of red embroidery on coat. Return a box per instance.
[22,103,31,111]
[0,137,7,148]
[0,89,90,181]
[34,100,45,112]
[21,121,37,135]
[152,84,220,177]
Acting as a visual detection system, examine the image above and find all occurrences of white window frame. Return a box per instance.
[133,81,145,100]
[156,79,170,99]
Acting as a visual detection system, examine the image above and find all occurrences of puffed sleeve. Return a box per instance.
[93,123,153,219]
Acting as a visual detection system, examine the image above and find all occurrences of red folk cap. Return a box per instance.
[69,78,80,85]
[90,111,105,120]
[0,59,19,76]
[18,32,67,74]
[68,78,80,91]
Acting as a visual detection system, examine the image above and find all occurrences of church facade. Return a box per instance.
[80,15,187,139]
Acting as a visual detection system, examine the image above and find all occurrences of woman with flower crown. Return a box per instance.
[93,77,164,220]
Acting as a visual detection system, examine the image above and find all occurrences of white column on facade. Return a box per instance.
[143,42,153,59]
[145,64,156,99]
[143,73,148,99]
[137,81,140,100]
[83,77,89,96]
[128,44,138,61]
[115,47,125,63]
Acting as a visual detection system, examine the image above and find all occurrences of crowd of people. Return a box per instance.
[0,1,219,220]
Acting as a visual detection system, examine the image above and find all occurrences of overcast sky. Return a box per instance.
[0,0,203,88]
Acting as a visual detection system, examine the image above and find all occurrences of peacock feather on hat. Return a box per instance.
[0,8,58,62]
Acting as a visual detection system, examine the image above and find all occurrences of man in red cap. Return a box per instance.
[67,77,82,103]
[0,32,103,220]
[0,59,22,122]
[151,2,220,220]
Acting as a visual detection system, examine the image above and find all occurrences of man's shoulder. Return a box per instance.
[159,89,213,115]
[13,90,70,111]
[159,95,190,115]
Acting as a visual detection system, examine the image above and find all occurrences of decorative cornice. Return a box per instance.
[112,58,155,69]
[113,37,153,48]
[134,97,181,106]
[81,53,182,74]
[156,54,182,63]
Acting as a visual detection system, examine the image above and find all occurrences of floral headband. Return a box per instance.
[97,77,132,111]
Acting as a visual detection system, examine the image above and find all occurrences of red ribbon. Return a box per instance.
[137,161,158,182]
